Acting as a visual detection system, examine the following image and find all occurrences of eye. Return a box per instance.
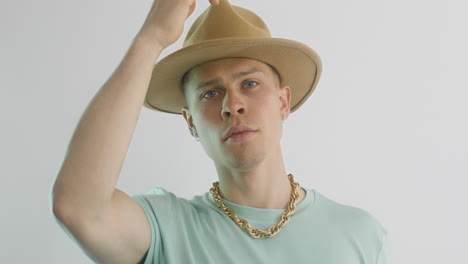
[244,81,258,88]
[202,90,219,99]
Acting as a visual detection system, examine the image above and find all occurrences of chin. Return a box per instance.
[204,140,268,170]
[224,151,265,171]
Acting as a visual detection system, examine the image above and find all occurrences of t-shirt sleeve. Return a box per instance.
[131,188,171,264]
[376,232,391,264]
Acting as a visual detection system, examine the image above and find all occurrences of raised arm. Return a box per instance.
[51,0,218,263]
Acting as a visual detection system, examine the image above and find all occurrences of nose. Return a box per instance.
[221,92,246,120]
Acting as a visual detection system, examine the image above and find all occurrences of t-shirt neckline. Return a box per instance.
[206,187,315,222]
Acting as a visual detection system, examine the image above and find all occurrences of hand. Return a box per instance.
[139,0,220,49]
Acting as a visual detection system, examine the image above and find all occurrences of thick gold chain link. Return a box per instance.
[210,174,300,239]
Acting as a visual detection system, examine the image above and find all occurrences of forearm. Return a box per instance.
[52,33,163,223]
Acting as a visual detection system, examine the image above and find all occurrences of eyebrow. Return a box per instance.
[196,68,263,90]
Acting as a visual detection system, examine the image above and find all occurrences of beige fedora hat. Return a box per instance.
[144,0,322,114]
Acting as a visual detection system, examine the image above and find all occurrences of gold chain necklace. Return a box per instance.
[210,173,300,239]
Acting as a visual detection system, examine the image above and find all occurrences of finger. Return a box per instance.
[208,0,219,5]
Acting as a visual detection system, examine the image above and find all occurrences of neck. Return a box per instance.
[214,149,304,209]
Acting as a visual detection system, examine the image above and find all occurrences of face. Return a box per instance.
[182,58,291,170]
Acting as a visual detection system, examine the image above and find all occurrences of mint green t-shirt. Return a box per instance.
[132,187,389,264]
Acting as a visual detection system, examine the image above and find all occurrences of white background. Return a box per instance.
[1,0,467,263]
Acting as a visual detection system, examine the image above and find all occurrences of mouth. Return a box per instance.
[226,131,257,142]
[223,126,258,143]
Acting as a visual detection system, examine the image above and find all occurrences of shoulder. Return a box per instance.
[132,188,213,215]
[132,187,177,207]
[313,190,387,238]
[133,187,191,209]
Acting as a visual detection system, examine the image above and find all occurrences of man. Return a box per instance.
[52,0,389,263]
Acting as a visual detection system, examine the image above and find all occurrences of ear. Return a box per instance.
[182,106,197,137]
[278,85,291,121]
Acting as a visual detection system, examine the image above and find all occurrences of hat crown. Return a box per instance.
[184,0,271,47]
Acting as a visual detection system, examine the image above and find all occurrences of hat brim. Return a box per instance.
[144,38,322,114]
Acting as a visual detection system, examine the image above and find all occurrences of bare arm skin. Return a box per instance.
[51,0,218,263]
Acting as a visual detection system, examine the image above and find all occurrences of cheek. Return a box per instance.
[193,105,222,134]
[195,100,221,119]
[254,93,282,116]
[199,104,222,124]
[253,95,283,134]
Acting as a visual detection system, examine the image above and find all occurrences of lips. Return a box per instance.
[223,125,257,141]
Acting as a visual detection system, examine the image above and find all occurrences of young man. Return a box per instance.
[52,0,389,263]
